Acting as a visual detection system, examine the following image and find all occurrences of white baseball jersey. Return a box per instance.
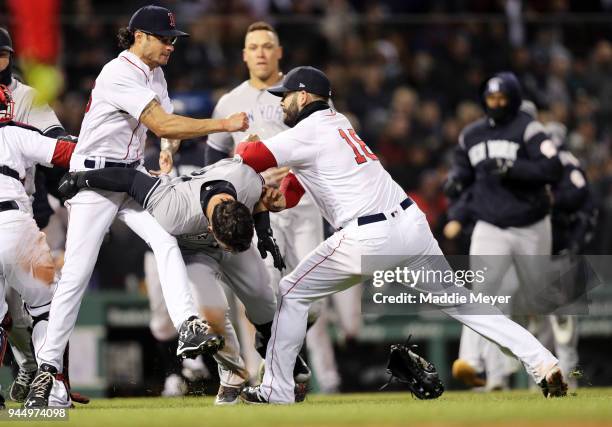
[207,80,286,152]
[0,124,57,212]
[261,109,407,229]
[73,50,173,165]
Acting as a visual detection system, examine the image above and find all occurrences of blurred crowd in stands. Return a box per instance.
[3,0,612,286]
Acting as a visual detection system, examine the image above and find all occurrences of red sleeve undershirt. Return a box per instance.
[51,138,76,168]
[236,140,278,172]
[236,141,304,208]
[279,172,305,209]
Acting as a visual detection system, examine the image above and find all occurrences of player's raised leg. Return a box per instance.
[118,199,223,358]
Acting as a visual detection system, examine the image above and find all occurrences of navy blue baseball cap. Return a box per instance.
[0,28,14,53]
[128,5,189,38]
[268,66,331,98]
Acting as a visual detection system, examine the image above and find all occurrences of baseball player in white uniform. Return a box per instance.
[25,5,249,408]
[206,21,348,391]
[0,84,79,408]
[0,27,90,404]
[235,66,568,404]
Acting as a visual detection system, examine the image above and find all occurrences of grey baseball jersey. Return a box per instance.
[208,80,287,152]
[145,158,263,248]
[8,77,63,196]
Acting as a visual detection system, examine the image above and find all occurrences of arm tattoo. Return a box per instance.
[140,99,160,122]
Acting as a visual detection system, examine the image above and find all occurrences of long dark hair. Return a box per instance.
[117,27,135,50]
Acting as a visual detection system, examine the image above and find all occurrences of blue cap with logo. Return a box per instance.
[128,5,189,38]
[268,66,331,98]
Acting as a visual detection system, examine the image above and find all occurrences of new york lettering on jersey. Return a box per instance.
[208,81,286,153]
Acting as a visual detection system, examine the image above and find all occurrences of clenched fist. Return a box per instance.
[224,112,249,132]
[260,186,287,212]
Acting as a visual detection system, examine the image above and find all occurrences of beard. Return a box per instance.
[282,97,300,127]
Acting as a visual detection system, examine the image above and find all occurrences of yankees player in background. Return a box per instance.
[204,21,348,393]
[25,5,249,407]
[448,110,595,391]
[235,66,567,404]
[444,74,563,389]
[0,28,87,405]
[0,84,78,407]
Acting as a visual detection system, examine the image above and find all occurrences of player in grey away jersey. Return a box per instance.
[204,21,351,394]
[59,158,309,404]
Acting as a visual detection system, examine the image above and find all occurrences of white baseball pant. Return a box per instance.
[37,188,198,371]
[260,203,558,403]
[264,194,348,390]
[0,210,69,405]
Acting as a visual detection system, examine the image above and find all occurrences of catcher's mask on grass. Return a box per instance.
[0,84,14,123]
[210,200,254,253]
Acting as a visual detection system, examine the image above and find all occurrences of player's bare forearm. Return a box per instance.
[139,100,249,139]
[150,149,173,176]
[160,138,181,155]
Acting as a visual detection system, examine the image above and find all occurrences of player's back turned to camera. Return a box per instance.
[235,66,568,404]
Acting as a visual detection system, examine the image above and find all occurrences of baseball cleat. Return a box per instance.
[240,385,269,405]
[9,368,37,402]
[69,391,91,405]
[540,366,568,398]
[24,363,57,408]
[452,359,486,387]
[58,172,84,200]
[215,385,243,405]
[294,354,312,384]
[176,316,225,359]
[294,382,308,403]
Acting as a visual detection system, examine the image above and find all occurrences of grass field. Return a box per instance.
[4,389,612,427]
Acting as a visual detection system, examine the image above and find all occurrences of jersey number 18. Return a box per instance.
[338,128,378,165]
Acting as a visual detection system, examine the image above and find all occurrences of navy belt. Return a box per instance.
[0,165,20,181]
[357,198,413,226]
[84,159,140,169]
[0,200,19,213]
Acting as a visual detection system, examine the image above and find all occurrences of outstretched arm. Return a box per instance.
[139,100,249,140]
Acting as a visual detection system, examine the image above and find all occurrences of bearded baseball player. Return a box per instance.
[0,84,78,408]
[233,66,568,404]
[0,28,88,405]
[205,21,348,392]
[25,5,249,408]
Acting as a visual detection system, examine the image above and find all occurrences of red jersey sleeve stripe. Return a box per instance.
[236,140,278,172]
[52,138,76,168]
[280,172,305,209]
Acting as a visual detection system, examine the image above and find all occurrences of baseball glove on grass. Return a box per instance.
[381,337,444,400]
